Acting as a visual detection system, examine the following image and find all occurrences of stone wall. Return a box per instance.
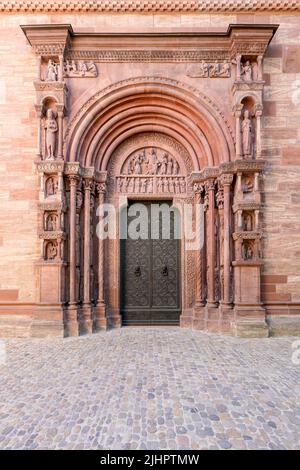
[0,9,299,336]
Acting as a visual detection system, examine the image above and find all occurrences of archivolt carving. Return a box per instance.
[64,76,235,148]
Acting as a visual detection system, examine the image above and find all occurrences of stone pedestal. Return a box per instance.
[192,304,206,330]
[232,261,268,337]
[65,305,79,337]
[79,304,93,335]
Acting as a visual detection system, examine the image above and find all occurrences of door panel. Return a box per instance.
[120,201,180,325]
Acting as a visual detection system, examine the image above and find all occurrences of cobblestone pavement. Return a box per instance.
[0,328,299,450]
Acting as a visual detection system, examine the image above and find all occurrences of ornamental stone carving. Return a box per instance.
[187,61,231,78]
[44,109,58,160]
[64,60,98,78]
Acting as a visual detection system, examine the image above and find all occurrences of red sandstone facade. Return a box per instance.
[0,1,300,338]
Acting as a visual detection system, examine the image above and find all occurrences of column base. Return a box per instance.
[79,304,93,335]
[180,308,194,328]
[192,303,206,330]
[219,303,234,334]
[206,304,220,333]
[93,302,107,332]
[64,304,79,337]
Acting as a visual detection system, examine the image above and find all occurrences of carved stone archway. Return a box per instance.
[22,24,278,338]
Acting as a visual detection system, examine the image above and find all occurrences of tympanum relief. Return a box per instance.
[116,148,186,195]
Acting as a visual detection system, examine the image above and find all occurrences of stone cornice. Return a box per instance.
[21,24,278,63]
[2,1,300,13]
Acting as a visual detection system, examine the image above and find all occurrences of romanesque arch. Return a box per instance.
[24,24,277,337]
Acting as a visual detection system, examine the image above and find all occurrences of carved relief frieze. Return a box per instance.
[64,60,97,77]
[66,50,229,63]
[187,61,231,78]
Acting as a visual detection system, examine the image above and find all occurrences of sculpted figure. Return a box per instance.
[187,60,209,78]
[219,61,230,77]
[45,59,57,82]
[242,178,254,193]
[87,62,97,76]
[46,213,57,231]
[167,157,173,175]
[46,177,56,196]
[44,109,58,160]
[173,160,180,175]
[244,214,253,231]
[242,110,253,158]
[79,61,88,75]
[210,62,220,77]
[241,61,252,81]
[160,154,168,175]
[46,242,58,260]
[134,156,142,174]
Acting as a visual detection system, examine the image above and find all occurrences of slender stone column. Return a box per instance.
[58,55,64,82]
[35,105,43,159]
[234,105,243,160]
[57,107,64,160]
[66,176,79,336]
[221,174,233,305]
[94,182,107,331]
[255,104,263,159]
[81,178,93,334]
[192,183,205,330]
[257,55,263,81]
[206,180,217,307]
[236,53,242,81]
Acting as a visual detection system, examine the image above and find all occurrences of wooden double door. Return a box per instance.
[120,201,181,325]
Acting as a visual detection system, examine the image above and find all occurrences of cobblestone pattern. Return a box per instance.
[0,328,299,450]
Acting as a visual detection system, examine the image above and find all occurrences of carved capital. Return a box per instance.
[232,103,243,117]
[220,174,234,187]
[83,178,94,192]
[96,182,106,194]
[205,179,216,192]
[193,182,204,195]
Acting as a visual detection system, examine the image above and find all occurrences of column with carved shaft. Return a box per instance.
[94,182,107,331]
[255,104,263,159]
[206,179,217,308]
[66,176,79,336]
[57,105,64,160]
[58,55,64,82]
[221,174,233,309]
[257,55,263,81]
[234,104,243,160]
[81,178,93,334]
[193,183,206,329]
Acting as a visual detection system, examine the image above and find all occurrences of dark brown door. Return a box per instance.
[120,201,180,325]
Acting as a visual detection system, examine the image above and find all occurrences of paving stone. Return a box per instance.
[0,328,299,449]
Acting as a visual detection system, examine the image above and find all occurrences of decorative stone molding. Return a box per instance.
[4,1,300,13]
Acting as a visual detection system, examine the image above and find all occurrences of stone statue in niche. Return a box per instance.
[45,59,58,82]
[45,177,57,197]
[44,109,58,160]
[241,60,253,81]
[243,241,254,260]
[242,177,254,193]
[244,213,253,231]
[46,213,57,231]
[241,110,253,158]
[45,241,58,260]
